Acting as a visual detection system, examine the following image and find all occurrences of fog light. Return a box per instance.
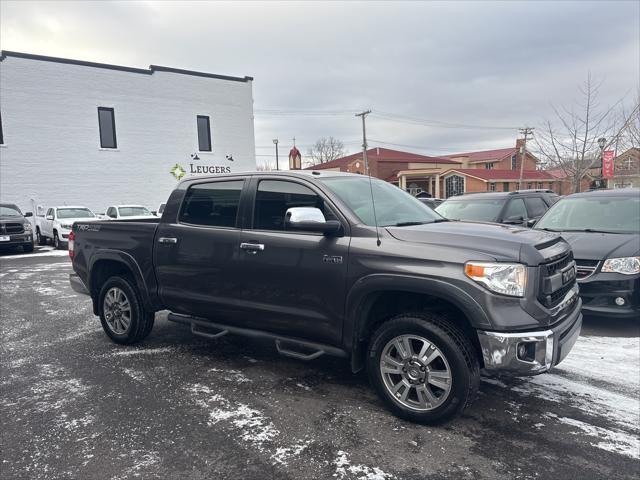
[615,297,625,306]
[517,342,536,362]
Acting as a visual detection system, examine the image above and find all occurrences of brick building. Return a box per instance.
[610,147,640,189]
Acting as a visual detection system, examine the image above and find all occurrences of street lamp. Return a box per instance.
[273,139,279,171]
[598,137,606,189]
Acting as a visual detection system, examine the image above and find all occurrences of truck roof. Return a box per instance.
[177,169,358,186]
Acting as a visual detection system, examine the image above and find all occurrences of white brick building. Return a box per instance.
[0,51,256,214]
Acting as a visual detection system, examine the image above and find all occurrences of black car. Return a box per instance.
[418,197,444,210]
[0,203,35,253]
[436,190,559,226]
[535,188,640,319]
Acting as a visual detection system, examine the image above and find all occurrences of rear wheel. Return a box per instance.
[98,276,154,345]
[36,228,47,246]
[367,312,479,424]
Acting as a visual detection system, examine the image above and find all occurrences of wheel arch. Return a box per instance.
[88,251,154,315]
[344,274,489,373]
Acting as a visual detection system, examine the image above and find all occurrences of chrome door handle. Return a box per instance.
[158,237,178,244]
[240,242,265,253]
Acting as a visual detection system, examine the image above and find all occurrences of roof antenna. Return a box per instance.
[356,110,380,246]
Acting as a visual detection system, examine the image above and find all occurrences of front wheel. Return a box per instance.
[98,276,154,345]
[367,312,479,424]
[53,232,62,249]
[36,228,47,246]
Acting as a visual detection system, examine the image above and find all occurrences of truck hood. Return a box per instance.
[558,231,639,260]
[386,221,564,265]
[0,215,27,223]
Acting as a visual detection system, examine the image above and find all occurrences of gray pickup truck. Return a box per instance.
[69,171,582,423]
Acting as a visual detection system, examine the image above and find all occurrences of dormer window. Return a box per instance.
[485,162,495,170]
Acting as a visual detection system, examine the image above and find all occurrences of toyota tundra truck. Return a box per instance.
[69,171,582,423]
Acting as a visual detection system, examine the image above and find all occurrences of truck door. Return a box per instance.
[153,178,247,321]
[43,208,55,237]
[237,177,350,346]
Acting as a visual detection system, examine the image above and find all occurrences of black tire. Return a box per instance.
[367,312,479,425]
[36,228,47,246]
[53,231,62,249]
[22,243,34,253]
[98,276,155,345]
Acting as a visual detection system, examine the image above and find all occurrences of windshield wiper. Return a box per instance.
[386,219,449,227]
[562,228,623,234]
[537,227,561,232]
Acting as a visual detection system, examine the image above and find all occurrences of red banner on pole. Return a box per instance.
[602,151,615,178]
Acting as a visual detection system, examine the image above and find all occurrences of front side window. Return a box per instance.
[98,107,117,148]
[254,180,333,231]
[319,176,440,227]
[57,208,95,219]
[525,197,548,218]
[197,115,212,151]
[179,180,243,227]
[536,196,640,234]
[503,198,527,220]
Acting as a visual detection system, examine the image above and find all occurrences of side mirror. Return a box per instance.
[526,218,537,228]
[285,207,341,235]
[46,215,54,220]
[24,212,33,217]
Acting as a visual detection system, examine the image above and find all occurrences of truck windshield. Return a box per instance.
[0,205,22,216]
[536,195,640,234]
[57,208,95,219]
[318,176,442,227]
[119,206,151,217]
[436,199,504,222]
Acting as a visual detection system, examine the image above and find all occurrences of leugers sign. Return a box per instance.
[170,155,235,181]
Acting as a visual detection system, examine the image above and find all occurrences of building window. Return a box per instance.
[0,112,4,145]
[97,107,117,149]
[445,175,465,198]
[527,182,533,189]
[485,162,495,170]
[511,154,517,170]
[622,156,635,170]
[489,182,497,191]
[548,182,553,190]
[503,182,509,192]
[197,115,212,152]
[537,182,543,189]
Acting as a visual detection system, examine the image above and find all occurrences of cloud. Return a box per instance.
[1,0,638,165]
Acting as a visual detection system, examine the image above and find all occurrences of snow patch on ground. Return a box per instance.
[208,367,252,383]
[271,440,311,466]
[333,450,395,480]
[107,347,175,357]
[545,413,640,460]
[0,248,70,260]
[123,368,146,382]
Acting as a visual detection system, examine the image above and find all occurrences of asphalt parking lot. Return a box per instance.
[1,248,639,480]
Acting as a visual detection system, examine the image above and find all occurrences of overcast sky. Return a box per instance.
[1,0,638,166]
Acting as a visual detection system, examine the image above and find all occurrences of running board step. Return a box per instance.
[167,312,346,361]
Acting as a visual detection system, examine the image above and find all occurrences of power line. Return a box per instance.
[372,111,519,131]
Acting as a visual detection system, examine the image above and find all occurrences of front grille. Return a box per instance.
[575,259,599,280]
[0,223,24,234]
[539,251,577,308]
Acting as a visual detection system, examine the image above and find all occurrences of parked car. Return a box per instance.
[535,188,639,319]
[105,205,156,220]
[0,203,34,253]
[36,206,96,249]
[69,171,581,424]
[436,190,559,226]
[418,198,444,210]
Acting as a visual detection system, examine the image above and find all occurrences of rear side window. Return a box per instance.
[503,198,527,220]
[254,180,329,231]
[179,180,243,227]
[525,197,549,218]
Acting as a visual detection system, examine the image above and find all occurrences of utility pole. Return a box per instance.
[356,110,372,175]
[518,127,534,190]
[272,138,279,171]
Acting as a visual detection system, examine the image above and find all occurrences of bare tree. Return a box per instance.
[256,159,275,171]
[535,73,635,192]
[306,137,345,166]
[617,89,640,151]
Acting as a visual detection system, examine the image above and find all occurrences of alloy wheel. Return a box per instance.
[379,334,452,411]
[103,287,132,334]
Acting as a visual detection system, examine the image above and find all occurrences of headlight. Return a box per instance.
[601,257,640,275]
[23,223,32,231]
[465,262,527,297]
[59,223,72,230]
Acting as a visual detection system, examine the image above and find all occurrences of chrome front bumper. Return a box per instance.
[477,299,582,375]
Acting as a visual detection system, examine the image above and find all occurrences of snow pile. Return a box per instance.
[333,450,395,480]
